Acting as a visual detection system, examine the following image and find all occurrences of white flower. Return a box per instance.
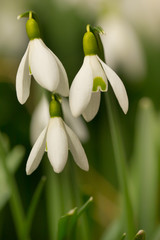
[30,95,50,145]
[26,117,89,174]
[69,55,129,122]
[123,0,160,44]
[98,14,146,80]
[30,95,89,145]
[62,98,89,142]
[16,38,69,104]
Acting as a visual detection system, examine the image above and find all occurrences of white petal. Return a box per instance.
[89,55,108,92]
[64,122,89,171]
[98,57,129,114]
[29,39,59,92]
[62,98,89,142]
[30,95,50,145]
[99,15,146,79]
[26,126,47,175]
[69,56,93,117]
[16,44,31,104]
[46,118,68,173]
[52,54,69,97]
[82,92,101,122]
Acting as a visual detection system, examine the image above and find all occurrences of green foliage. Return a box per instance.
[57,197,93,240]
[134,230,145,240]
[0,133,25,210]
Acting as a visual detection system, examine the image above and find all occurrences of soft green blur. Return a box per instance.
[0,0,160,239]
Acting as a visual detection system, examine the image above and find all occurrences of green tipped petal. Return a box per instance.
[26,18,40,40]
[92,77,107,92]
[83,31,98,56]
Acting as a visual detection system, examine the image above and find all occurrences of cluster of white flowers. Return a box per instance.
[16,11,128,175]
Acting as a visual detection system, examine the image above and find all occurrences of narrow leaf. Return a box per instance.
[0,132,10,157]
[0,144,24,210]
[77,196,93,217]
[58,197,93,240]
[131,98,158,236]
[58,207,78,240]
[134,230,145,240]
[6,145,25,172]
[26,176,46,233]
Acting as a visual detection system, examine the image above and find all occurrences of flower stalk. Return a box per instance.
[91,26,135,238]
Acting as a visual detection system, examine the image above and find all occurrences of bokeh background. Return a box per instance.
[0,0,160,239]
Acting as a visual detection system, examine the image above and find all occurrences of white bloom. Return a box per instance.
[30,96,50,145]
[123,0,160,44]
[30,95,89,145]
[16,38,69,104]
[99,14,146,80]
[69,55,128,122]
[62,98,89,142]
[26,117,89,174]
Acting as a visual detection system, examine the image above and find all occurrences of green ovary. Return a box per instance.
[92,77,107,92]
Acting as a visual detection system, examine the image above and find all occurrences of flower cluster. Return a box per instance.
[16,11,129,175]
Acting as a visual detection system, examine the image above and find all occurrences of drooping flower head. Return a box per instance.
[26,94,89,174]
[30,95,89,145]
[69,24,129,122]
[16,11,69,104]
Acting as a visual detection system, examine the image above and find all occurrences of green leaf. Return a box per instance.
[58,207,78,240]
[153,225,160,240]
[101,217,124,240]
[0,132,10,157]
[0,166,10,210]
[26,176,46,234]
[77,196,93,217]
[134,230,145,240]
[6,145,25,172]
[121,233,126,240]
[131,98,158,236]
[0,144,25,210]
[57,197,93,240]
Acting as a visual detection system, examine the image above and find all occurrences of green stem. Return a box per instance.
[0,147,30,240]
[71,166,90,240]
[91,25,135,238]
[105,94,135,239]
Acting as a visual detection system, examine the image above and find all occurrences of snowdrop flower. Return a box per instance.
[30,95,50,145]
[123,0,160,44]
[30,95,89,145]
[16,11,69,104]
[98,14,146,80]
[26,95,89,174]
[69,26,129,122]
[62,98,89,142]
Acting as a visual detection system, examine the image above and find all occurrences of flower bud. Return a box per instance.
[83,31,98,56]
[26,18,40,40]
[49,97,62,118]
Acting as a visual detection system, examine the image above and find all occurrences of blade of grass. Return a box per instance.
[105,94,135,240]
[0,144,30,240]
[58,207,78,240]
[131,98,158,237]
[134,230,145,240]
[26,176,46,234]
[45,160,63,240]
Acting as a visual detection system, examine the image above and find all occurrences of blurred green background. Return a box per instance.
[0,0,160,239]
